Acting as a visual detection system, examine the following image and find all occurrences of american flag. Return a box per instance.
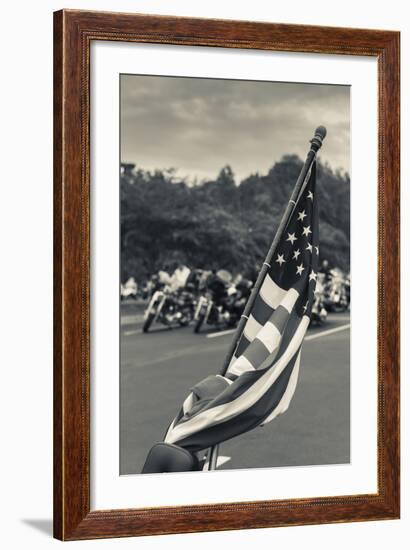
[164,162,319,452]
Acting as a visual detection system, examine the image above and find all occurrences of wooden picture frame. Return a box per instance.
[54,9,400,540]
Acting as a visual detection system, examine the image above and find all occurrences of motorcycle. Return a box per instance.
[228,277,253,316]
[120,277,138,300]
[193,272,252,333]
[344,273,351,309]
[323,272,350,312]
[193,291,223,334]
[143,286,195,333]
[310,278,328,325]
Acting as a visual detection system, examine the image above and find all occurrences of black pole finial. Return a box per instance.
[310,126,327,153]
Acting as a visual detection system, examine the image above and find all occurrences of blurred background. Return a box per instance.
[120,75,350,285]
[120,74,351,475]
[120,156,350,283]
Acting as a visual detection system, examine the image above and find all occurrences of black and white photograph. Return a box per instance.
[119,74,351,475]
[0,0,404,546]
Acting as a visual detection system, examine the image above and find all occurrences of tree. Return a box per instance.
[120,156,350,282]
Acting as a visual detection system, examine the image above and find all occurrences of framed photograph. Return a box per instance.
[54,9,400,540]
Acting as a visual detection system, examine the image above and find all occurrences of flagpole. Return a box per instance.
[207,126,327,471]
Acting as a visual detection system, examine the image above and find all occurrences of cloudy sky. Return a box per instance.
[121,74,350,183]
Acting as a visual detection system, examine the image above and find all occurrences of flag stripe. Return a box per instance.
[228,302,292,377]
[234,333,252,358]
[242,287,299,344]
[254,321,281,354]
[243,337,271,369]
[165,316,309,445]
[251,293,275,326]
[243,314,263,341]
[228,355,255,377]
[217,374,233,385]
[182,393,195,415]
[238,287,299,360]
[174,348,302,452]
[259,274,287,309]
[201,311,305,410]
[260,349,301,425]
[228,305,299,387]
[281,288,300,313]
[269,305,291,335]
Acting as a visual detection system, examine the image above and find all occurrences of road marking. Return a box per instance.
[207,328,236,339]
[203,455,232,471]
[124,322,349,340]
[305,323,350,342]
[123,329,142,336]
[121,317,144,326]
[216,455,231,468]
[206,323,350,341]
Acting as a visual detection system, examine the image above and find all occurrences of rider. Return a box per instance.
[167,263,191,293]
[157,263,172,286]
[121,276,138,299]
[228,273,253,318]
[319,259,333,282]
[205,269,233,306]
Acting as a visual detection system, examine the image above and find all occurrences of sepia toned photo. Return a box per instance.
[119,74,351,475]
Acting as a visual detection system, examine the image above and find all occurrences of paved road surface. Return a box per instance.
[120,310,350,474]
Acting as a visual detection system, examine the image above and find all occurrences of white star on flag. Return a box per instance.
[307,191,314,200]
[303,301,309,313]
[286,232,297,245]
[302,225,312,237]
[309,270,317,282]
[298,210,307,221]
[306,242,313,253]
[276,253,286,266]
[296,263,305,276]
[292,249,301,260]
[315,246,319,255]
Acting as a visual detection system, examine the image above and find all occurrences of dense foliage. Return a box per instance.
[121,156,350,283]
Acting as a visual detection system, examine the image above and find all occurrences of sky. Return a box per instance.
[121,74,350,183]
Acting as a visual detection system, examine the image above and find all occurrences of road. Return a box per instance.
[120,307,350,475]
